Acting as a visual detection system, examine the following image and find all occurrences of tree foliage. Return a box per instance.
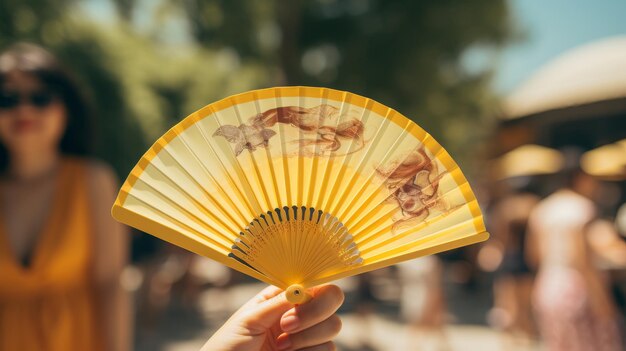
[177,0,514,166]
[0,0,515,174]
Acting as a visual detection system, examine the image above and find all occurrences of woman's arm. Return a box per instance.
[87,161,131,351]
[586,218,626,268]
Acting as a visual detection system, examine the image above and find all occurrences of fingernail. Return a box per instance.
[276,335,292,350]
[281,315,299,332]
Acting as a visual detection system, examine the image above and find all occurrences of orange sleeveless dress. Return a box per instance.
[0,158,103,351]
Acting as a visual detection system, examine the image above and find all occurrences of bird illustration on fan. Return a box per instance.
[213,104,365,157]
[376,146,453,234]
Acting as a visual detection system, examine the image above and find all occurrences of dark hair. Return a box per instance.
[0,42,93,170]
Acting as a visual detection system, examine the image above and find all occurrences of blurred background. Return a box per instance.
[1,0,625,350]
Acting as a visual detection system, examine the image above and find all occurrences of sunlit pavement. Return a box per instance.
[161,321,542,351]
[136,282,542,351]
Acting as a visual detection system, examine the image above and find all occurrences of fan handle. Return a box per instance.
[285,284,312,305]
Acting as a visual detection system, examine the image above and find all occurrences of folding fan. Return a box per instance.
[112,87,488,303]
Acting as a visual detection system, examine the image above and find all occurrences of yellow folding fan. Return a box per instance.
[112,86,488,303]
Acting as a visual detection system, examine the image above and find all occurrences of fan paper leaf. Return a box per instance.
[112,86,488,289]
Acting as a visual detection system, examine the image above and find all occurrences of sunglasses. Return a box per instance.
[0,90,57,109]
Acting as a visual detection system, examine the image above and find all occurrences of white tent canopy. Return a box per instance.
[503,36,626,119]
[581,139,626,179]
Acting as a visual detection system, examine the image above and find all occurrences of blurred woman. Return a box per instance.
[527,169,621,351]
[481,179,540,342]
[0,43,129,351]
[398,256,449,351]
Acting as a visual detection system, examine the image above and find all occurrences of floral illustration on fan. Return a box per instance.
[213,104,365,156]
[377,146,451,233]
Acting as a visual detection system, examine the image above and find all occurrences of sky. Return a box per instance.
[494,0,626,94]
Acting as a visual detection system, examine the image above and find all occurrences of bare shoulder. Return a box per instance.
[79,158,121,211]
[83,159,120,192]
[531,189,595,228]
[544,189,594,211]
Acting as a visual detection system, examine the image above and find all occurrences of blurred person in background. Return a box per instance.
[398,256,449,351]
[614,202,626,332]
[352,271,379,350]
[617,203,626,238]
[479,177,540,345]
[586,208,626,348]
[0,43,130,351]
[526,158,622,351]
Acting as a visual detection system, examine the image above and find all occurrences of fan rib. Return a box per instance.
[242,216,289,285]
[143,160,240,237]
[284,208,299,281]
[331,107,397,221]
[296,210,322,281]
[231,237,285,286]
[112,206,283,287]
[194,115,259,219]
[346,140,457,236]
[284,207,297,278]
[295,207,312,279]
[335,115,414,223]
[295,209,322,282]
[352,176,469,245]
[304,220,362,282]
[306,230,489,288]
[316,92,354,211]
[126,190,231,251]
[305,89,330,208]
[211,104,265,216]
[364,219,480,260]
[359,201,480,255]
[348,169,457,238]
[299,213,331,279]
[129,179,232,248]
[251,91,283,207]
[247,211,287,279]
[291,207,305,280]
[154,145,243,232]
[301,214,351,280]
[231,101,272,211]
[346,139,437,232]
[302,211,341,281]
[291,207,301,277]
[241,221,279,278]
[325,98,375,215]
[259,210,291,279]
[296,88,304,206]
[173,126,250,225]
[273,90,293,206]
[301,226,354,282]
[228,251,259,272]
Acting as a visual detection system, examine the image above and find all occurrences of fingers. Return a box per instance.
[276,315,341,350]
[255,285,284,302]
[239,286,293,332]
[280,284,344,334]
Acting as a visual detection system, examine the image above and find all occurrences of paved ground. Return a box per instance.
[135,281,543,351]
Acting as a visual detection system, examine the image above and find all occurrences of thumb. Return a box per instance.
[241,288,294,331]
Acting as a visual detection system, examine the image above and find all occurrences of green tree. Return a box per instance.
[1,0,516,173]
[176,0,515,167]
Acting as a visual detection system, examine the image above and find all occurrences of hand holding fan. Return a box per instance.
[112,87,488,304]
